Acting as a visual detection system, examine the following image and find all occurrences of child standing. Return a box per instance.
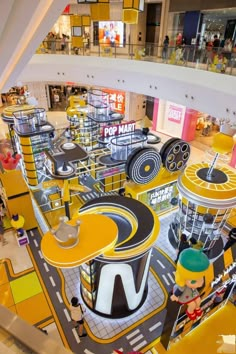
[70,297,87,338]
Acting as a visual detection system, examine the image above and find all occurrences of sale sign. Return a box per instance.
[167,104,183,123]
[103,89,125,114]
[102,121,136,138]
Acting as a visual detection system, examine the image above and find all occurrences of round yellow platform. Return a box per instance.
[2,104,35,118]
[180,163,236,200]
[41,214,118,268]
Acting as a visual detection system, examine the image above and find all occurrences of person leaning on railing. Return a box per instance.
[162,35,169,61]
[223,38,233,61]
[206,40,213,64]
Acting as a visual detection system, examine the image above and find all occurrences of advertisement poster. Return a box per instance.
[138,181,179,214]
[103,89,125,114]
[98,21,125,47]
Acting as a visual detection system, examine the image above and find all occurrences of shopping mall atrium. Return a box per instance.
[0,1,235,353]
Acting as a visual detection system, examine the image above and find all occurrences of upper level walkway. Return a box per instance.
[37,41,236,77]
[17,48,236,126]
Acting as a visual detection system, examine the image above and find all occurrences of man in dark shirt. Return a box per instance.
[213,35,220,48]
[175,233,190,262]
[224,228,236,251]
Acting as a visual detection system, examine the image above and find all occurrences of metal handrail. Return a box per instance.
[37,41,236,76]
[0,304,73,354]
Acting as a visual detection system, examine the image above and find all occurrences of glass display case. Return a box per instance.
[15,131,52,186]
[178,196,231,250]
[110,131,147,161]
[87,89,109,107]
[87,89,123,123]
[176,162,236,254]
[13,108,47,135]
[73,118,99,149]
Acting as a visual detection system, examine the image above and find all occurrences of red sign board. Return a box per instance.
[103,89,125,114]
[102,121,136,138]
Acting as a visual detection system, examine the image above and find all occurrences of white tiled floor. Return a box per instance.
[0,230,33,273]
[62,267,165,339]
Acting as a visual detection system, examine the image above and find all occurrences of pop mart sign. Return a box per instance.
[102,121,136,138]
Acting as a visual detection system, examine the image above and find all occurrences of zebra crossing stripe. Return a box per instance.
[129,334,144,345]
[133,340,147,351]
[72,328,81,343]
[167,272,175,283]
[162,274,170,286]
[149,321,162,332]
[126,329,140,340]
[157,260,165,269]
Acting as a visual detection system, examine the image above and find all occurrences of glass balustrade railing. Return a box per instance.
[0,305,73,354]
[36,41,236,76]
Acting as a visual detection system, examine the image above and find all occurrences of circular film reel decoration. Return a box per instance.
[160,138,190,172]
[126,147,162,184]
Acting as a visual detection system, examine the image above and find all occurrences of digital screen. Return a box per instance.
[96,21,125,47]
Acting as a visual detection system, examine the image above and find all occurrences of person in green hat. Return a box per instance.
[171,248,210,320]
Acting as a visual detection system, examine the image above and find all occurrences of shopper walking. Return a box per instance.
[224,228,236,251]
[213,34,220,49]
[162,35,169,62]
[175,233,190,263]
[70,297,87,337]
[61,34,66,53]
[212,34,220,59]
[49,32,56,54]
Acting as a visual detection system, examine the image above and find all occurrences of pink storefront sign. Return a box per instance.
[167,105,183,123]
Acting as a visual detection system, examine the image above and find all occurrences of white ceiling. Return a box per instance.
[0,0,68,92]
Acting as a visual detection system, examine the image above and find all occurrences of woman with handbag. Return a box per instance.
[70,297,87,337]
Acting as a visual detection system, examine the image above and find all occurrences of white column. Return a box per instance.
[158,0,170,56]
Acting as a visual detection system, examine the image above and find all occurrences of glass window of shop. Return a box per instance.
[166,8,236,48]
[47,85,87,111]
[155,100,186,138]
[166,12,185,46]
[201,9,236,47]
